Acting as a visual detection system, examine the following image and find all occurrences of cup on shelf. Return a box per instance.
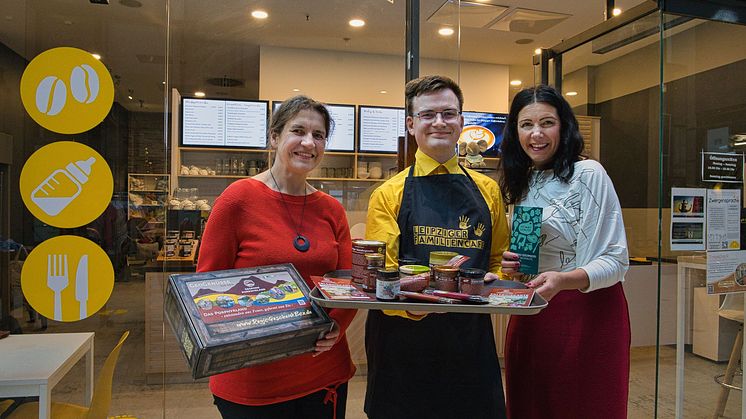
[369,162,383,179]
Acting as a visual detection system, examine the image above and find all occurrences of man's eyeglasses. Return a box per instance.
[412,109,461,122]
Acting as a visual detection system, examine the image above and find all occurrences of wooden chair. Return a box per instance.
[7,331,129,419]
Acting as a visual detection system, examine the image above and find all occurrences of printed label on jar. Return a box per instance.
[376,279,400,301]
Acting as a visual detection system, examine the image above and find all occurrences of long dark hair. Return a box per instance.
[498,84,584,204]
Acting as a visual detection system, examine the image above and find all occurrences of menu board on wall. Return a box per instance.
[358,105,406,153]
[181,98,268,148]
[271,101,356,152]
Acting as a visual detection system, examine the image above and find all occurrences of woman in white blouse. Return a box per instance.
[499,84,630,419]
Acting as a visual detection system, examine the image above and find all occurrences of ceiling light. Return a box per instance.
[566,91,578,96]
[162,81,166,85]
[612,8,622,17]
[292,88,300,92]
[64,20,73,25]
[438,27,454,36]
[534,48,542,55]
[510,80,522,86]
[91,53,101,60]
[194,91,206,97]
[379,90,388,94]
[349,19,365,27]
[128,95,133,100]
[119,0,142,7]
[251,10,268,19]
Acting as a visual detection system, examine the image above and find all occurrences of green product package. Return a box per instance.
[509,206,543,275]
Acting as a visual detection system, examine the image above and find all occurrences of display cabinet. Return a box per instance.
[127,173,170,246]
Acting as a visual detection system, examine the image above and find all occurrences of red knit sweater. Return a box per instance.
[197,178,355,405]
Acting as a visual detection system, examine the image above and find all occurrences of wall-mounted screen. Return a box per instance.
[358,105,406,153]
[271,101,355,152]
[181,98,268,148]
[461,111,508,157]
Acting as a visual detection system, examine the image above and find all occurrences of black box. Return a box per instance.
[164,264,333,379]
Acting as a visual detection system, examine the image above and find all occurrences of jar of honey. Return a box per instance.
[433,265,460,292]
[428,251,458,287]
[364,253,385,292]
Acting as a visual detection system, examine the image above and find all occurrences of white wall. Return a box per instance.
[259,46,510,112]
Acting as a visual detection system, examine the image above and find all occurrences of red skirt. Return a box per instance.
[505,282,631,419]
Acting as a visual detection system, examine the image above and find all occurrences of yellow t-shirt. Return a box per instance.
[365,149,510,319]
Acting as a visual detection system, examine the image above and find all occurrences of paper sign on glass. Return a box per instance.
[509,206,543,275]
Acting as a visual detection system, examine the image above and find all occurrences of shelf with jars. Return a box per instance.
[175,148,398,182]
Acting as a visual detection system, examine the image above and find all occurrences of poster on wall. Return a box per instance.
[701,151,744,183]
[670,187,706,251]
[706,250,746,294]
[706,188,742,251]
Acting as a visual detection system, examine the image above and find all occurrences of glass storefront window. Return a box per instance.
[2,1,744,418]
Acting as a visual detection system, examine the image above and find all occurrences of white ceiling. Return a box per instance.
[0,0,651,111]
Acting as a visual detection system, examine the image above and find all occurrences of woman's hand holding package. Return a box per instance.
[500,251,522,277]
[313,320,340,355]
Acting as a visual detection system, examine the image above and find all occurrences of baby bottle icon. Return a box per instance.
[31,157,96,216]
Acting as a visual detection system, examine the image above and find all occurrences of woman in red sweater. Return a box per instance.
[197,96,355,419]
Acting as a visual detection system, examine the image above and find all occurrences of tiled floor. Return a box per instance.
[6,280,745,419]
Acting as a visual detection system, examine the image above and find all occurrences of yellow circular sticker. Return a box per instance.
[21,236,114,322]
[20,141,113,228]
[20,47,114,134]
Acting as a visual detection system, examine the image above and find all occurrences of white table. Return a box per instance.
[0,332,94,419]
[676,255,746,419]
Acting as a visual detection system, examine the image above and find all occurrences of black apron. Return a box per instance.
[364,165,506,419]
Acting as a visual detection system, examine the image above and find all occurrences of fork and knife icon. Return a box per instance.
[47,254,89,321]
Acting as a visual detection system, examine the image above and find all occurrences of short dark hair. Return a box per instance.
[499,84,585,204]
[405,75,464,115]
[269,95,334,145]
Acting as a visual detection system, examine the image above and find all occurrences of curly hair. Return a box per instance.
[498,84,584,204]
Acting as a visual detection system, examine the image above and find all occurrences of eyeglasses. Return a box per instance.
[412,109,461,122]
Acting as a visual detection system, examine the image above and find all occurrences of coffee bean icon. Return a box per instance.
[70,64,99,104]
[35,76,67,116]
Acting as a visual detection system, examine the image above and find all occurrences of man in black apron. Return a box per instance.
[364,75,510,419]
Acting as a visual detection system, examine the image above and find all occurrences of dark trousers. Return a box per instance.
[213,383,348,419]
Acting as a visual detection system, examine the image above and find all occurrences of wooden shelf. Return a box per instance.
[130,189,169,193]
[180,147,269,153]
[180,174,386,182]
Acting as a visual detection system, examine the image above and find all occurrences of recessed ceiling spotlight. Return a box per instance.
[510,80,522,86]
[162,81,166,85]
[194,91,206,97]
[534,48,543,55]
[379,90,388,94]
[612,8,622,17]
[91,53,102,60]
[292,88,300,92]
[128,95,133,100]
[566,91,578,96]
[119,0,142,7]
[63,20,73,25]
[438,27,454,36]
[515,38,533,45]
[349,19,365,27]
[251,10,268,19]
